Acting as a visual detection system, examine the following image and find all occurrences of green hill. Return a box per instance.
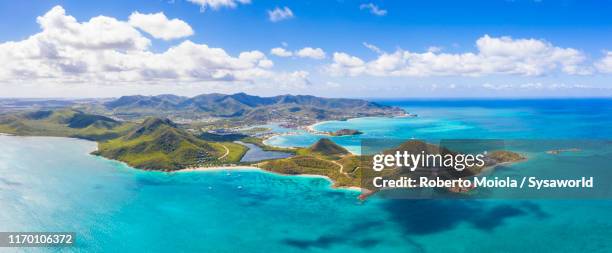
[101,92,405,121]
[93,118,247,171]
[94,118,220,171]
[0,109,131,141]
[308,138,350,156]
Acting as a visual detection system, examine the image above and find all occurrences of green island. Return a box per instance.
[328,128,363,136]
[0,93,524,197]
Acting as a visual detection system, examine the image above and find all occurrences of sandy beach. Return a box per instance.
[176,165,366,193]
[305,121,325,132]
[177,166,261,172]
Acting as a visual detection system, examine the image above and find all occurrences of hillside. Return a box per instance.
[308,138,350,156]
[100,92,405,122]
[93,118,247,171]
[0,109,132,141]
[260,138,361,188]
[261,139,526,192]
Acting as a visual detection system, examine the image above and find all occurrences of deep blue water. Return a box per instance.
[1,99,612,252]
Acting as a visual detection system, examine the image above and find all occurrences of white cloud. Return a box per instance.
[359,3,387,16]
[268,7,294,22]
[274,70,311,88]
[270,47,326,59]
[482,83,512,90]
[270,47,292,57]
[187,0,251,12]
[595,51,612,73]
[333,52,365,67]
[35,6,150,51]
[295,47,326,59]
[363,42,383,54]
[328,35,591,77]
[427,46,442,53]
[519,82,544,89]
[0,6,310,86]
[128,12,193,40]
[480,82,610,91]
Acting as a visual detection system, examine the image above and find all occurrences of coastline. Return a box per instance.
[1,120,375,195]
[0,133,365,193]
[261,119,370,155]
[174,165,366,193]
[261,120,333,148]
[305,121,325,132]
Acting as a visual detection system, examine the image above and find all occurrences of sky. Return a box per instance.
[0,0,611,98]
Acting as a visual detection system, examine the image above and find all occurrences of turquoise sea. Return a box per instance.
[1,99,612,252]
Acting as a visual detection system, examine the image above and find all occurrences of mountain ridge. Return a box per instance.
[101,92,405,121]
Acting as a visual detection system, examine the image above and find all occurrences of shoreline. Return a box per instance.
[261,119,366,154]
[174,165,366,193]
[260,120,334,148]
[305,121,325,132]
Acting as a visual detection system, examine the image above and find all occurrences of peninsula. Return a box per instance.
[0,93,403,171]
[0,93,524,197]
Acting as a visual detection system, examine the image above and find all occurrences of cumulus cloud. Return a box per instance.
[295,47,326,59]
[328,35,591,77]
[270,47,292,57]
[187,0,251,12]
[359,3,387,16]
[0,6,309,86]
[269,47,326,59]
[595,51,612,73]
[128,12,193,40]
[268,7,294,22]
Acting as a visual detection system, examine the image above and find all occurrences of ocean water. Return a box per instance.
[1,99,612,252]
[266,99,612,153]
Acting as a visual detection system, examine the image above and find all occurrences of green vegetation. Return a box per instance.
[260,139,362,188]
[0,95,524,196]
[488,150,526,163]
[296,138,350,159]
[261,155,361,188]
[198,132,247,142]
[260,139,526,192]
[240,136,297,154]
[94,118,247,171]
[238,127,272,135]
[0,108,250,171]
[213,141,248,163]
[328,129,363,136]
[0,109,134,141]
[98,92,405,124]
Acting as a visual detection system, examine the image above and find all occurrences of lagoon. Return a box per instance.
[237,141,293,162]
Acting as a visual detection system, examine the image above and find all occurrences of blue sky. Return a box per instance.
[0,0,611,98]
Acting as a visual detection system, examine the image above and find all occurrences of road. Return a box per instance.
[218,144,230,160]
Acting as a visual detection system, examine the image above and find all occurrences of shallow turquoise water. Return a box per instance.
[2,99,612,252]
[2,136,611,253]
[267,99,612,153]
